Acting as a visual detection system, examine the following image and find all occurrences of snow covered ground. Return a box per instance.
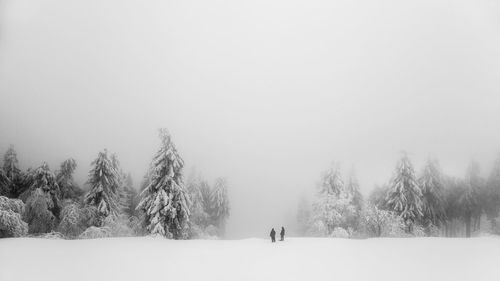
[0,237,498,281]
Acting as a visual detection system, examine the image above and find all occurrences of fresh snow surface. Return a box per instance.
[0,237,498,281]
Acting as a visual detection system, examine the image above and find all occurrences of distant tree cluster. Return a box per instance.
[299,163,364,238]
[0,129,231,240]
[185,171,230,239]
[298,152,500,238]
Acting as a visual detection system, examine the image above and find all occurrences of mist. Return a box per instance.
[1,0,500,238]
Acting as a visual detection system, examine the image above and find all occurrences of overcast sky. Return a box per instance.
[1,0,500,238]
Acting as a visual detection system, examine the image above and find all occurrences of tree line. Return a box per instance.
[0,129,230,239]
[297,153,500,238]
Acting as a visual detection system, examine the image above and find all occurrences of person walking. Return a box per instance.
[270,228,276,243]
[280,226,285,241]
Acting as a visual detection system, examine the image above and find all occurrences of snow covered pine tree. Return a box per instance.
[137,129,190,239]
[56,158,83,201]
[385,153,423,233]
[84,150,122,221]
[211,177,230,236]
[23,163,61,234]
[3,146,21,198]
[309,163,358,236]
[419,159,446,233]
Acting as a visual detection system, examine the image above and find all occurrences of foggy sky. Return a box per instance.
[1,0,500,238]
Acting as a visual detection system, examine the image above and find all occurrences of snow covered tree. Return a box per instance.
[319,163,345,196]
[110,153,128,211]
[443,177,465,237]
[385,153,422,232]
[368,184,389,209]
[346,169,363,211]
[418,159,446,232]
[56,158,83,201]
[200,180,212,212]
[185,169,210,234]
[362,205,406,237]
[122,173,137,217]
[309,163,358,236]
[484,155,500,229]
[0,196,28,238]
[137,129,190,239]
[23,163,61,234]
[3,146,22,197]
[459,161,482,237]
[211,177,230,236]
[57,202,86,238]
[84,150,122,220]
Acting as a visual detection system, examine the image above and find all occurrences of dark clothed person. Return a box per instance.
[270,228,276,243]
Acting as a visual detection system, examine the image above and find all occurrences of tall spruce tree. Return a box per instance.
[419,159,446,230]
[84,150,121,220]
[385,153,422,232]
[137,129,190,239]
[109,153,129,214]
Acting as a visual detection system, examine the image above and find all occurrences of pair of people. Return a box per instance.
[270,227,285,242]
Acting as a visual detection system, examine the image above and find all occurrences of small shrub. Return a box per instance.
[0,196,25,214]
[330,227,349,238]
[79,226,112,239]
[0,209,28,238]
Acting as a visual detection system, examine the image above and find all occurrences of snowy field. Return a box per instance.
[0,237,498,281]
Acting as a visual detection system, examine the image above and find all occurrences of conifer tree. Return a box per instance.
[199,181,212,213]
[211,177,230,236]
[56,158,83,201]
[186,169,209,230]
[485,155,500,228]
[3,146,20,183]
[137,129,190,239]
[419,159,446,230]
[460,161,482,237]
[109,153,129,214]
[385,153,422,232]
[309,163,357,235]
[123,173,138,217]
[23,163,60,233]
[319,163,345,197]
[3,146,21,197]
[84,150,121,220]
[346,169,363,211]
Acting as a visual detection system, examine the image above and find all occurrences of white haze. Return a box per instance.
[1,0,500,238]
